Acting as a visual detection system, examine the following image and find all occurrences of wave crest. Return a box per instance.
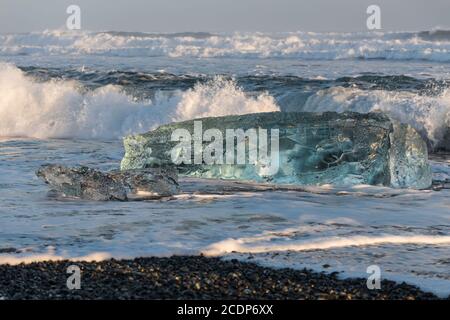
[301,87,450,149]
[2,30,450,61]
[0,64,279,140]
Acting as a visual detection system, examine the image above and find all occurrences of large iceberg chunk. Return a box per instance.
[121,112,432,189]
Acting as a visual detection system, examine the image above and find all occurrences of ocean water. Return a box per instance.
[0,30,450,296]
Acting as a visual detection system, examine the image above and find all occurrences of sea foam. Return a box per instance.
[203,234,450,256]
[1,30,450,61]
[0,63,279,140]
[301,87,450,149]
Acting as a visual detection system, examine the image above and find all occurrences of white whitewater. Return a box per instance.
[1,30,450,61]
[0,64,278,139]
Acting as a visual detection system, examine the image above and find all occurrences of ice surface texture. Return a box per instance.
[121,112,431,189]
[36,164,179,201]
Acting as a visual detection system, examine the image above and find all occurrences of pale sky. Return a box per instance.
[0,0,449,33]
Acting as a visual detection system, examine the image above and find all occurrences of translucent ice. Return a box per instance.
[37,164,179,201]
[121,112,432,189]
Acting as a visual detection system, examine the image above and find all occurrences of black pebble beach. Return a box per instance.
[0,255,444,300]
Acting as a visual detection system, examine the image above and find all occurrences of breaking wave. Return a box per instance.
[301,87,450,149]
[203,234,450,256]
[0,63,279,140]
[2,29,450,61]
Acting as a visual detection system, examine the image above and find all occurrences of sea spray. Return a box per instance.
[302,86,450,151]
[0,64,279,139]
[2,30,450,61]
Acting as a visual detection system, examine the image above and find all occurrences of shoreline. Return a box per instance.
[0,255,444,300]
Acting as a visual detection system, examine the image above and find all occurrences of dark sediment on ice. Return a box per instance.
[36,164,179,201]
[0,256,443,300]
